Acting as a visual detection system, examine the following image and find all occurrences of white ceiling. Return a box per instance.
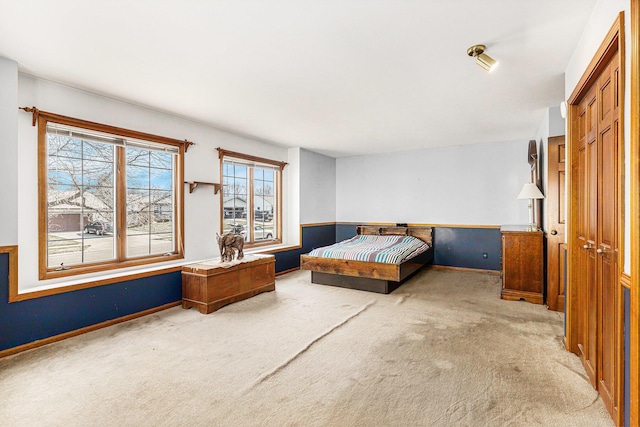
[0,0,597,157]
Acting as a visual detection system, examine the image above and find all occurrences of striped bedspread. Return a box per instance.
[308,235,429,264]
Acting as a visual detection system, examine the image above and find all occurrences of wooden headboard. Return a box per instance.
[356,225,433,246]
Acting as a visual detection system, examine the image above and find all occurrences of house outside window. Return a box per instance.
[218,148,285,246]
[39,113,184,279]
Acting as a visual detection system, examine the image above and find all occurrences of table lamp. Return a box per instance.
[517,182,545,231]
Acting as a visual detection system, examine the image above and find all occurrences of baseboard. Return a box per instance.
[428,265,501,275]
[0,301,181,359]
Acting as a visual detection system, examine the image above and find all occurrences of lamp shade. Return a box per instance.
[517,183,545,200]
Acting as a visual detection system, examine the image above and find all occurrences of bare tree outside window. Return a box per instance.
[41,118,183,278]
[47,133,116,267]
[126,147,174,257]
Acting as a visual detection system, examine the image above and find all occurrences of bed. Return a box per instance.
[300,226,434,294]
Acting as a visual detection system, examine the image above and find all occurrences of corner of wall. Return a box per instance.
[298,148,337,224]
[548,105,566,137]
[286,147,301,245]
[0,57,19,245]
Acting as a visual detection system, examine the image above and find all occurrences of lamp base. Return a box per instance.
[524,223,538,232]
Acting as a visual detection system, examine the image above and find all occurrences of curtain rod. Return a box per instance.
[19,106,195,152]
[216,147,288,171]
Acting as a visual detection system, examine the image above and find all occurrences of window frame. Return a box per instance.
[218,148,285,247]
[38,111,185,280]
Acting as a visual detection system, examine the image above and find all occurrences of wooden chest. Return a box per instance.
[181,254,275,314]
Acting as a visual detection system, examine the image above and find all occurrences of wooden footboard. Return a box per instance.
[300,255,402,281]
[300,248,432,280]
[300,247,434,293]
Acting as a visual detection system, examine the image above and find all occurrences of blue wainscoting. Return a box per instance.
[0,251,182,353]
[334,224,502,271]
[433,227,502,271]
[272,223,336,273]
[336,223,358,242]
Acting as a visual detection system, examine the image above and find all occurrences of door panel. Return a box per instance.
[599,252,616,408]
[576,102,589,365]
[585,244,598,384]
[584,88,599,384]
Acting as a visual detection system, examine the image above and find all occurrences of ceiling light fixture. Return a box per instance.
[467,44,498,73]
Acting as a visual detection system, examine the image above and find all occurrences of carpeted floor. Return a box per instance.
[0,268,613,426]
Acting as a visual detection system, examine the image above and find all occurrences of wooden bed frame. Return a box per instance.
[300,226,434,294]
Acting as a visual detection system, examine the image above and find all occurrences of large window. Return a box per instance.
[38,112,184,279]
[219,149,285,246]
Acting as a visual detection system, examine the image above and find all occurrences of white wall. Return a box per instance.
[15,75,291,291]
[535,108,550,232]
[286,147,301,244]
[299,148,336,224]
[0,58,18,245]
[536,105,566,232]
[548,105,565,138]
[564,0,630,273]
[336,139,531,226]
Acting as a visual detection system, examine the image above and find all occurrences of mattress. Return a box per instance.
[307,234,430,264]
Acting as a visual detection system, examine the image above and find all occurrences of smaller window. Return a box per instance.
[218,148,285,246]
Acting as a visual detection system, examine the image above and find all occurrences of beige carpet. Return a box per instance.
[0,268,613,426]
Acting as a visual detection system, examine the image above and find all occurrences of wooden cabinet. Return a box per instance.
[500,226,544,304]
[181,254,275,314]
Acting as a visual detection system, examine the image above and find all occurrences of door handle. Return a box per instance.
[583,244,593,249]
[596,248,606,254]
[550,230,558,235]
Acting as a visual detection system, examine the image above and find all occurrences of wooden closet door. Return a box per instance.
[596,52,619,420]
[568,15,623,424]
[574,49,620,422]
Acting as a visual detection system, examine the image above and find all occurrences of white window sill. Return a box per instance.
[245,243,301,254]
[17,243,302,297]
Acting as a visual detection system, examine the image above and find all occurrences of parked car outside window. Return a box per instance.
[84,221,113,236]
[254,225,273,239]
[254,210,272,221]
[227,223,244,234]
[225,223,273,240]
